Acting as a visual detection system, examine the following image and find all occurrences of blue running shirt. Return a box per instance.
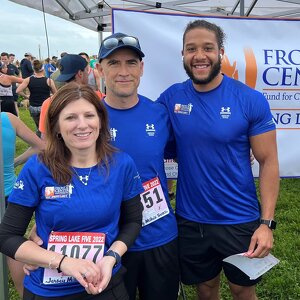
[104,95,178,251]
[157,75,276,224]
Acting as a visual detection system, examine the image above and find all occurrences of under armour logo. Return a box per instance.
[146,124,155,130]
[146,124,156,136]
[220,106,231,119]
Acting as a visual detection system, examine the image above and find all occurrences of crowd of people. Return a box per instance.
[0,19,279,300]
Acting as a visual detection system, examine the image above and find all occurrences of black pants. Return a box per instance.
[0,97,17,116]
[122,239,179,300]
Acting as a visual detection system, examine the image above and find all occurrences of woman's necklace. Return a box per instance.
[72,167,92,186]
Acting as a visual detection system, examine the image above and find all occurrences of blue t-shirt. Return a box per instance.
[157,75,276,224]
[104,95,178,251]
[1,112,16,196]
[44,63,56,78]
[8,152,143,297]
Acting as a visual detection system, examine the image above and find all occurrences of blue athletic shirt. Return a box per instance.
[8,152,143,297]
[1,112,16,196]
[104,95,178,251]
[157,75,276,224]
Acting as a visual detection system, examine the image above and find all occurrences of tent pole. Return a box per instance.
[98,30,106,94]
[240,0,245,16]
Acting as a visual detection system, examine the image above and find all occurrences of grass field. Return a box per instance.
[7,108,300,299]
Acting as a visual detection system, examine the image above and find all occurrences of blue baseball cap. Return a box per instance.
[56,54,88,82]
[98,33,145,61]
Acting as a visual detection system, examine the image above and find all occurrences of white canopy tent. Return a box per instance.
[8,0,300,33]
[1,0,300,298]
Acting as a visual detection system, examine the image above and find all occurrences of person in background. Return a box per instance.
[79,52,101,91]
[51,56,58,69]
[90,55,98,69]
[8,53,16,65]
[1,111,45,297]
[8,53,22,115]
[96,32,179,300]
[0,82,144,299]
[20,53,34,79]
[167,179,175,199]
[1,52,21,116]
[50,52,68,90]
[15,59,20,70]
[157,19,279,300]
[17,59,57,135]
[0,62,23,116]
[44,58,56,78]
[38,54,90,140]
[39,54,106,141]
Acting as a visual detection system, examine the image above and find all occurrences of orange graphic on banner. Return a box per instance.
[221,48,257,89]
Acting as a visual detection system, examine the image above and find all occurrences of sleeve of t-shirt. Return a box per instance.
[8,155,42,207]
[156,91,167,107]
[247,91,276,137]
[39,98,51,134]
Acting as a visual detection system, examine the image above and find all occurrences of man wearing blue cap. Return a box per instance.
[96,33,179,300]
[38,54,91,138]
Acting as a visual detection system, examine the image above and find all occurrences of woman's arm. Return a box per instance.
[0,203,100,289]
[16,77,29,94]
[87,195,143,294]
[7,113,45,166]
[47,78,57,95]
[10,75,23,84]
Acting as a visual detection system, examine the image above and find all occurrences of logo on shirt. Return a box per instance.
[110,128,117,141]
[45,184,73,199]
[14,180,24,190]
[220,107,231,119]
[174,103,193,115]
[146,124,156,136]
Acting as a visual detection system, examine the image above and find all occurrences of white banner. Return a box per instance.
[112,9,300,177]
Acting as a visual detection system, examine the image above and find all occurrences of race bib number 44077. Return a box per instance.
[43,231,105,284]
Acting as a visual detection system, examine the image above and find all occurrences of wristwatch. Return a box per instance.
[104,250,121,267]
[260,219,277,230]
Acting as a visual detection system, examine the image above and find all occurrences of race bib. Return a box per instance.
[141,177,169,227]
[43,231,105,284]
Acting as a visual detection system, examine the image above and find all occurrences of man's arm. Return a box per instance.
[246,130,279,258]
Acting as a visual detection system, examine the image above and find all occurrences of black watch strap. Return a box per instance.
[260,219,277,230]
[104,250,121,267]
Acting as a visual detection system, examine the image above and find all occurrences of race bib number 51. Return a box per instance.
[141,177,169,227]
[43,231,105,284]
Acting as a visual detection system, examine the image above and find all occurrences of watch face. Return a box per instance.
[270,220,277,229]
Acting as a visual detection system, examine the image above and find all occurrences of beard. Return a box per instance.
[183,58,221,85]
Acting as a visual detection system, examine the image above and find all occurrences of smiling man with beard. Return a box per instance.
[157,19,279,300]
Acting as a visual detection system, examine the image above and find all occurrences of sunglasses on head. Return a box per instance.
[102,36,139,50]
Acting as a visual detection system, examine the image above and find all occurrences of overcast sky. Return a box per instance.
[1,0,110,61]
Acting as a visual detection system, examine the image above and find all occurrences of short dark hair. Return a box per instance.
[9,53,15,57]
[1,52,9,58]
[183,20,226,49]
[78,52,89,59]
